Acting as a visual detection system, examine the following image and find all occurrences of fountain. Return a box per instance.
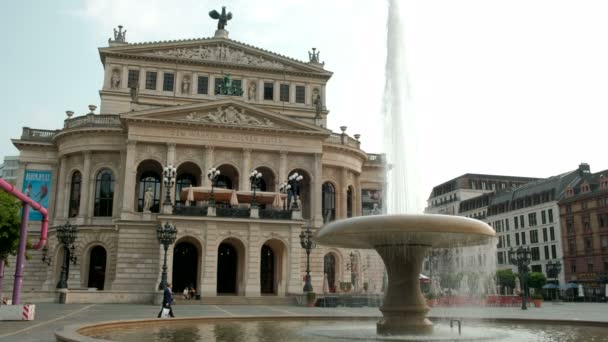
[315,214,495,335]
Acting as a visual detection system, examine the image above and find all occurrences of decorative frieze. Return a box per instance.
[185,106,275,128]
[151,45,296,71]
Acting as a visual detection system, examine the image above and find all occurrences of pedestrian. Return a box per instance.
[158,283,175,318]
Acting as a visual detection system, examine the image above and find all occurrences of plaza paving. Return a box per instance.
[0,302,607,342]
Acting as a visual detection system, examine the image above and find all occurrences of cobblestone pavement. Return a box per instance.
[0,302,606,342]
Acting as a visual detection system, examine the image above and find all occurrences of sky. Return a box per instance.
[2,0,608,211]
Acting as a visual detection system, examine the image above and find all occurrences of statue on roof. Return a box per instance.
[216,74,243,96]
[108,25,127,44]
[209,6,233,30]
[309,48,320,63]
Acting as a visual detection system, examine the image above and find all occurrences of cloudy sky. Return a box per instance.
[2,0,608,210]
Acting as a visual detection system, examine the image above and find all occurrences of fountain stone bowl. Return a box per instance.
[315,214,496,336]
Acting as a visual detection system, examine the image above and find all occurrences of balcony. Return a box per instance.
[326,134,361,149]
[64,114,122,129]
[20,127,58,142]
[366,153,385,165]
[172,204,293,220]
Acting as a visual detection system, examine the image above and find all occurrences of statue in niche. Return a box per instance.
[111,69,121,89]
[182,76,191,94]
[313,88,323,117]
[143,186,153,212]
[248,81,257,101]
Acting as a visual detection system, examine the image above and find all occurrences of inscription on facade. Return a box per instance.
[170,129,285,145]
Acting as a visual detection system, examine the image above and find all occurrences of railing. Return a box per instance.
[20,127,58,142]
[260,209,292,220]
[217,207,250,218]
[172,204,292,220]
[326,133,361,149]
[64,114,122,129]
[173,205,207,216]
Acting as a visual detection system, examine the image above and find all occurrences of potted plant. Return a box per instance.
[532,293,543,308]
[306,291,316,307]
[426,293,438,307]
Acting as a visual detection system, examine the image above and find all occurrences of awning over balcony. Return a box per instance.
[180,187,286,208]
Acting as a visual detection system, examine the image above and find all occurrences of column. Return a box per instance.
[290,84,296,104]
[312,153,323,227]
[209,75,216,97]
[242,78,248,101]
[121,65,129,90]
[191,72,198,95]
[121,141,137,216]
[156,71,163,92]
[202,146,215,186]
[279,151,288,184]
[55,156,68,220]
[241,149,251,191]
[355,173,362,216]
[258,79,264,102]
[321,84,327,110]
[340,168,348,219]
[245,223,261,296]
[273,80,280,103]
[305,84,312,106]
[139,68,146,92]
[79,151,91,220]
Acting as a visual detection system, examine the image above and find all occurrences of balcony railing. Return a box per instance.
[173,204,293,220]
[20,127,58,142]
[326,134,361,149]
[64,114,122,129]
[366,153,385,164]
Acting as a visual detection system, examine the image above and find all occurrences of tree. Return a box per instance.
[496,269,516,289]
[527,272,547,291]
[0,190,21,265]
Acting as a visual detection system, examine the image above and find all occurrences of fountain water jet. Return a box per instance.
[316,214,495,335]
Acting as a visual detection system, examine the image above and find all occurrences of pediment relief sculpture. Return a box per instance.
[151,45,295,70]
[185,106,276,128]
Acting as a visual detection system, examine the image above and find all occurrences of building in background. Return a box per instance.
[559,168,608,299]
[1,156,19,184]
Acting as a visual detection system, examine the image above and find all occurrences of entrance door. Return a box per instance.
[87,246,107,290]
[172,242,198,293]
[324,253,336,293]
[217,243,237,294]
[260,245,274,294]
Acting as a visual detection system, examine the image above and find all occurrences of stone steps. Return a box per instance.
[175,295,297,306]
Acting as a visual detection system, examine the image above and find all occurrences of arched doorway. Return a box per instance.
[324,253,337,293]
[216,164,239,190]
[87,246,107,290]
[252,166,276,192]
[172,241,199,293]
[260,245,274,294]
[175,162,201,205]
[322,182,336,223]
[217,242,238,294]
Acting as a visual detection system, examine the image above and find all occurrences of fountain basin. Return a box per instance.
[315,214,495,335]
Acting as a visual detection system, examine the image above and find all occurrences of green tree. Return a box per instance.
[527,272,547,291]
[0,191,21,265]
[496,269,516,289]
[439,272,463,290]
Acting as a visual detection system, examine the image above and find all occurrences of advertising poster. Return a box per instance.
[22,170,52,221]
[361,189,382,216]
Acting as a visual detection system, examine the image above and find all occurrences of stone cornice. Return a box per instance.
[99,37,332,79]
[53,127,126,142]
[11,139,57,150]
[323,143,368,161]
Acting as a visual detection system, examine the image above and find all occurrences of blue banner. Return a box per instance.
[22,170,52,221]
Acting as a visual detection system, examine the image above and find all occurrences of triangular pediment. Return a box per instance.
[100,38,331,76]
[121,99,330,135]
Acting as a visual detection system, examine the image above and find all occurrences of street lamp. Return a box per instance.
[288,172,304,210]
[163,164,177,206]
[279,181,289,211]
[299,225,316,292]
[157,222,178,290]
[508,246,531,310]
[207,167,221,206]
[249,169,263,208]
[56,222,78,289]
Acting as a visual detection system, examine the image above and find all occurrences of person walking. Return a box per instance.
[158,283,175,318]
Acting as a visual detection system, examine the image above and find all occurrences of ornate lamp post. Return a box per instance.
[41,245,51,266]
[157,222,178,290]
[288,172,304,210]
[279,181,289,211]
[249,169,263,208]
[299,225,317,292]
[508,246,532,310]
[163,164,177,206]
[56,222,78,289]
[207,167,221,206]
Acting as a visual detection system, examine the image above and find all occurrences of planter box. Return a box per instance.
[533,299,542,308]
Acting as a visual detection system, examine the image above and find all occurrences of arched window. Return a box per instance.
[138,171,161,212]
[175,173,197,205]
[68,171,82,218]
[347,186,353,218]
[94,169,114,217]
[322,182,336,223]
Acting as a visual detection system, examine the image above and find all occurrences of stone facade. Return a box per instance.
[2,26,385,303]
